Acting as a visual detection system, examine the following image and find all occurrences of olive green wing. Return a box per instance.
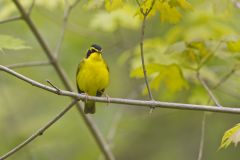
[103,59,109,72]
[96,59,109,97]
[76,60,84,93]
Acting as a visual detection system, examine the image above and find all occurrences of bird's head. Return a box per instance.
[86,44,103,58]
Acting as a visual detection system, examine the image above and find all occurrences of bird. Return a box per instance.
[76,44,110,114]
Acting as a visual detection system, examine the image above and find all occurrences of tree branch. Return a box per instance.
[0,99,78,160]
[1,65,240,114]
[11,1,115,160]
[0,16,21,24]
[197,72,222,107]
[213,64,240,89]
[197,113,206,160]
[54,0,80,58]
[139,15,153,100]
[6,61,51,69]
[136,0,155,111]
[27,0,35,15]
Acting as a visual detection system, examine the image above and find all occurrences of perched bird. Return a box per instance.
[76,44,109,114]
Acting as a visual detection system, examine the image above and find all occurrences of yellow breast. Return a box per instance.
[76,53,109,96]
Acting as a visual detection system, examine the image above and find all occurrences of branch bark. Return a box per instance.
[6,61,50,69]
[11,1,115,160]
[54,0,80,58]
[136,0,156,114]
[197,72,222,107]
[1,65,240,115]
[0,16,21,24]
[136,0,155,101]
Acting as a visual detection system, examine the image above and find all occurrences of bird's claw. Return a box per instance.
[82,93,89,103]
[104,93,110,106]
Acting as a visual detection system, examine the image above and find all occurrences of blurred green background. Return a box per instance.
[1,0,240,159]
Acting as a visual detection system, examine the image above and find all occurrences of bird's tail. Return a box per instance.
[84,101,95,114]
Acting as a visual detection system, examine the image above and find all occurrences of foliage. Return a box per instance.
[136,0,192,23]
[1,0,240,159]
[90,5,140,32]
[227,39,240,53]
[0,35,30,52]
[105,0,124,12]
[220,123,240,149]
[131,63,188,94]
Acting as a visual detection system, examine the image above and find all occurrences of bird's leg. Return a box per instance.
[81,92,89,103]
[103,93,110,105]
[97,89,110,105]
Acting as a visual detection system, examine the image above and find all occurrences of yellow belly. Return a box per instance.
[77,59,109,96]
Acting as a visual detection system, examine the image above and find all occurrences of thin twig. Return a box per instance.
[198,40,224,70]
[0,16,21,24]
[27,0,35,15]
[197,64,240,160]
[6,61,51,69]
[0,99,78,160]
[46,79,61,94]
[136,0,155,113]
[54,0,80,58]
[197,72,222,107]
[140,15,153,101]
[213,64,240,89]
[12,1,115,160]
[2,65,240,114]
[196,40,230,160]
[197,113,206,160]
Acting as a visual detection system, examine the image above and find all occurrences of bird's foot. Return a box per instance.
[103,93,110,106]
[81,93,89,103]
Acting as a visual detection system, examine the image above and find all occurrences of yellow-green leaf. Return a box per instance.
[0,35,30,51]
[131,63,188,94]
[227,40,240,53]
[130,63,163,78]
[91,5,141,32]
[135,0,157,19]
[157,2,182,24]
[220,123,240,149]
[177,0,192,9]
[105,0,123,12]
[149,73,163,91]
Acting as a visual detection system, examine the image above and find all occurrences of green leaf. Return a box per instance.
[188,85,209,104]
[211,0,231,15]
[105,0,123,12]
[90,5,140,32]
[130,63,163,78]
[162,64,188,92]
[131,63,188,94]
[227,39,240,53]
[0,35,30,51]
[154,0,192,24]
[135,0,157,19]
[177,0,192,9]
[157,2,182,23]
[220,123,240,149]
